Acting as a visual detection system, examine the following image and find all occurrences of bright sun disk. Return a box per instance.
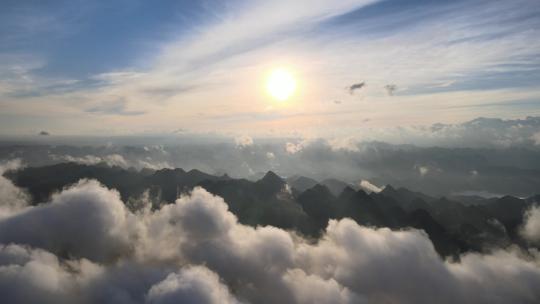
[266,68,296,101]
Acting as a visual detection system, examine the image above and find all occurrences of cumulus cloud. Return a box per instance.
[234,135,254,148]
[326,137,360,152]
[532,132,540,146]
[420,117,540,148]
[136,159,172,171]
[297,219,540,304]
[0,243,102,304]
[0,180,540,303]
[306,117,540,149]
[0,179,137,262]
[0,159,29,218]
[417,165,430,176]
[49,153,173,171]
[146,266,240,304]
[0,158,24,173]
[285,142,303,154]
[521,205,540,244]
[358,179,382,193]
[0,247,237,304]
[285,139,313,154]
[104,154,129,167]
[283,269,362,304]
[50,154,129,168]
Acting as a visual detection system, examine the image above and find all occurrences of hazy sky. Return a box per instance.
[1,0,540,136]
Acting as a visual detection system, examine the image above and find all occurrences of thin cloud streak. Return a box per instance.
[0,0,539,135]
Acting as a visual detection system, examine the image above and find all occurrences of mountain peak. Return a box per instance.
[382,184,396,193]
[287,175,318,192]
[255,171,286,196]
[257,171,285,188]
[260,171,283,183]
[338,185,357,200]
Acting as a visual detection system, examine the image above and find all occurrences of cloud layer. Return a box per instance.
[0,177,539,303]
[0,159,28,218]
[521,205,540,245]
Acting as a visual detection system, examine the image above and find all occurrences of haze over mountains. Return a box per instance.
[1,116,540,304]
[2,117,540,198]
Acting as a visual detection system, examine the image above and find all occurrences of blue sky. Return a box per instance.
[1,0,540,136]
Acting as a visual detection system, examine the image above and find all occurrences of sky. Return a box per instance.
[1,0,540,137]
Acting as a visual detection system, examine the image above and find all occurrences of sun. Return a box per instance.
[266,68,297,101]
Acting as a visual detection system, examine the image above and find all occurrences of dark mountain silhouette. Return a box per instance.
[148,168,230,202]
[297,184,336,231]
[5,162,148,203]
[407,209,465,257]
[320,178,356,196]
[255,171,286,196]
[4,162,537,257]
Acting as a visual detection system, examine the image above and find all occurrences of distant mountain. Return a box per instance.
[5,162,148,203]
[286,175,318,192]
[4,163,537,257]
[199,171,314,233]
[320,178,357,196]
[256,171,286,196]
[148,168,230,202]
[381,185,434,212]
[297,184,336,230]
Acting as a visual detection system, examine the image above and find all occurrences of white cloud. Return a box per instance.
[0,159,29,218]
[0,243,102,304]
[146,266,241,304]
[326,137,360,152]
[283,269,363,304]
[0,180,540,303]
[103,154,129,168]
[521,205,540,244]
[6,1,540,136]
[358,180,382,193]
[0,158,24,172]
[286,142,303,154]
[418,166,430,177]
[532,132,540,146]
[50,153,173,170]
[234,135,254,148]
[285,139,313,154]
[50,154,128,168]
[136,159,172,171]
[0,179,138,262]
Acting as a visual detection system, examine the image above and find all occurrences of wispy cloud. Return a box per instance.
[85,99,146,116]
[0,0,539,135]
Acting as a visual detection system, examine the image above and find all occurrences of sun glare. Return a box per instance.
[266,68,297,101]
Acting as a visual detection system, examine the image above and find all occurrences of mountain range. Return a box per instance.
[5,162,538,258]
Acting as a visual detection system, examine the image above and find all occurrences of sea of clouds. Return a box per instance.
[0,159,540,303]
